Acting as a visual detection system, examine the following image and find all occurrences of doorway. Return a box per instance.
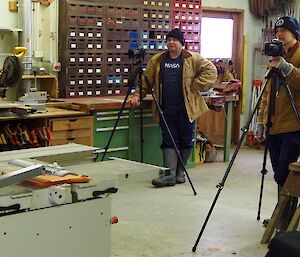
[197,8,244,145]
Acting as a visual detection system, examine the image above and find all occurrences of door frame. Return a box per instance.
[202,7,244,144]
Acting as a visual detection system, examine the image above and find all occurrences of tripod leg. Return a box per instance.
[101,63,142,161]
[176,148,192,184]
[283,83,300,125]
[256,69,290,220]
[192,77,269,252]
[257,142,269,220]
[138,70,144,163]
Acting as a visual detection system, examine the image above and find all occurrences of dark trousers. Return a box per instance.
[268,131,300,186]
[159,104,194,149]
[268,131,300,229]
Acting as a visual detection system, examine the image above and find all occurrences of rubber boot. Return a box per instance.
[152,148,177,187]
[176,148,192,184]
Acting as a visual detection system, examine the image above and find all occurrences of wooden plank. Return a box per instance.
[281,172,300,196]
[55,95,153,111]
[0,143,98,162]
[22,75,56,79]
[287,207,300,231]
[289,162,300,172]
[0,103,25,108]
[0,106,88,121]
[261,196,289,244]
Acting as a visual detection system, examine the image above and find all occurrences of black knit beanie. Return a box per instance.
[166,28,185,45]
[274,16,300,40]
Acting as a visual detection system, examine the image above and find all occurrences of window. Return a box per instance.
[200,17,233,58]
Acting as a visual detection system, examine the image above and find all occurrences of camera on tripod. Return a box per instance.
[264,39,284,57]
[127,47,146,60]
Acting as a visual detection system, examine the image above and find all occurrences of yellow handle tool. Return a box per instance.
[13,47,27,59]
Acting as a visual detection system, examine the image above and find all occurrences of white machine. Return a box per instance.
[0,157,118,257]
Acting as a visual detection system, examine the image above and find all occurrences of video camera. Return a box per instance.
[127,47,146,60]
[264,39,284,57]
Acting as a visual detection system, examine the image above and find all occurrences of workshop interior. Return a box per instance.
[0,0,300,256]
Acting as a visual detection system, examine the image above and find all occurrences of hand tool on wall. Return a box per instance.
[4,125,20,146]
[12,47,27,60]
[29,129,39,147]
[16,124,30,145]
[0,133,7,150]
[45,127,52,140]
[36,128,45,143]
[0,133,7,146]
[2,128,13,146]
[16,124,28,146]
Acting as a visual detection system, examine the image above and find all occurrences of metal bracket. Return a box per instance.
[0,164,45,189]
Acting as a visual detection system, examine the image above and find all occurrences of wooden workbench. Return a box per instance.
[0,94,239,163]
[198,93,240,162]
[50,95,152,112]
[54,94,239,162]
[0,102,93,150]
[0,106,88,121]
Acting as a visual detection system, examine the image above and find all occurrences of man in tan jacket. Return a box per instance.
[129,28,217,187]
[257,16,300,233]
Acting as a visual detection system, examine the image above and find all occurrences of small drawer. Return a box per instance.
[96,5,105,16]
[50,137,91,146]
[94,111,129,127]
[68,16,78,26]
[51,128,91,140]
[50,116,92,131]
[94,129,129,149]
[86,5,96,15]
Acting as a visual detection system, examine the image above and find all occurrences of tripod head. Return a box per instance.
[265,67,285,80]
[127,47,146,66]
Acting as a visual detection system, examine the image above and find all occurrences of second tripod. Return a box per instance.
[192,67,300,252]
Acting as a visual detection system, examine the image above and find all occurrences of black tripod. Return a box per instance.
[257,68,300,220]
[101,54,145,162]
[192,67,300,252]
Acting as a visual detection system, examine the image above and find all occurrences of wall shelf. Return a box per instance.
[21,75,58,98]
[22,75,56,79]
[0,28,22,32]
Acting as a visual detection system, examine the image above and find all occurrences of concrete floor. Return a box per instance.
[111,148,278,257]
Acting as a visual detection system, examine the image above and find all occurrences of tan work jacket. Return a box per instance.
[134,49,217,122]
[257,42,300,135]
